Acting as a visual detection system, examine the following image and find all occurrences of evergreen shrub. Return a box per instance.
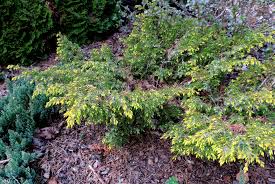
[54,0,122,44]
[0,79,51,183]
[0,0,123,65]
[124,1,274,172]
[20,34,184,147]
[20,0,274,171]
[0,0,53,65]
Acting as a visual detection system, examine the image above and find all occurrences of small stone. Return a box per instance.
[154,157,158,163]
[41,163,49,170]
[148,158,154,165]
[91,154,102,161]
[43,172,50,179]
[71,167,78,172]
[268,178,275,183]
[186,159,194,165]
[80,161,86,167]
[100,167,110,175]
[32,138,45,147]
[93,160,100,168]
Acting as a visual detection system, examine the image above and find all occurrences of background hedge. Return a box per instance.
[0,0,53,65]
[54,0,122,44]
[0,0,122,65]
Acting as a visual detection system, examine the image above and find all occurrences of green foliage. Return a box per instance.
[124,0,273,82]
[99,88,184,147]
[0,72,4,81]
[165,176,179,184]
[0,0,53,65]
[156,104,183,131]
[123,0,191,79]
[56,33,85,63]
[54,0,122,44]
[21,34,184,147]
[19,0,274,171]
[125,0,275,171]
[0,0,122,65]
[163,27,274,172]
[0,150,36,184]
[0,79,50,183]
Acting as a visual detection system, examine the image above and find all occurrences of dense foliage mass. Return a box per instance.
[0,0,53,65]
[0,0,122,65]
[129,1,274,171]
[0,80,50,183]
[21,34,184,147]
[19,0,274,172]
[54,0,122,44]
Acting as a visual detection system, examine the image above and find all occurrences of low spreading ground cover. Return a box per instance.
[17,0,274,173]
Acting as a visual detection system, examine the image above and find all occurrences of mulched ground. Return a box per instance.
[1,6,274,183]
[33,118,275,184]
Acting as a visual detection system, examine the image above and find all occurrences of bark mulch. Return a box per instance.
[33,120,275,184]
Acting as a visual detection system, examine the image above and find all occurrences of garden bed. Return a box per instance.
[1,2,274,183]
[35,120,275,184]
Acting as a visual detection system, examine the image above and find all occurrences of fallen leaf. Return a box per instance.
[44,172,50,179]
[48,177,58,184]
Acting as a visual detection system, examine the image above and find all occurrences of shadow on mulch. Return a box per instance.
[33,121,275,184]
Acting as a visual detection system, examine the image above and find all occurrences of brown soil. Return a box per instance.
[82,24,132,59]
[31,53,58,71]
[34,119,275,184]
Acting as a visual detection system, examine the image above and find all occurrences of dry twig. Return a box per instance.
[0,158,10,164]
[88,165,106,184]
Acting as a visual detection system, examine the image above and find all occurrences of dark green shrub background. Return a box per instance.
[0,0,53,65]
[54,0,122,44]
[0,0,122,65]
